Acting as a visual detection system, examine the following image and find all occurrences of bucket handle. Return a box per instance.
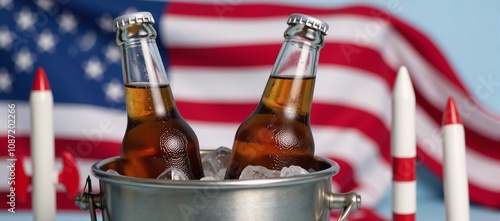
[326,192,362,221]
[75,176,102,221]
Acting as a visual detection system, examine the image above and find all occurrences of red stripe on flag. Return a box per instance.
[326,157,358,193]
[392,157,416,182]
[324,43,395,88]
[0,137,120,159]
[168,45,281,67]
[166,2,341,18]
[177,101,254,123]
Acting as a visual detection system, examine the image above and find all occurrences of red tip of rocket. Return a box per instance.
[32,67,51,91]
[443,97,462,125]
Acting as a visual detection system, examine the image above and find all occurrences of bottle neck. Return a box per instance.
[270,24,324,78]
[259,25,324,117]
[116,23,175,118]
[116,23,169,86]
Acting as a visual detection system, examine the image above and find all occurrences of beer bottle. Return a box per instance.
[113,12,204,179]
[226,14,328,179]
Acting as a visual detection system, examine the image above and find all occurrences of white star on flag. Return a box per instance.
[103,78,124,103]
[122,7,138,16]
[96,13,114,33]
[15,7,36,31]
[103,43,121,64]
[0,68,13,93]
[57,10,78,34]
[36,29,58,53]
[0,0,13,10]
[79,30,97,52]
[35,0,55,12]
[82,56,106,81]
[13,47,37,73]
[0,26,15,51]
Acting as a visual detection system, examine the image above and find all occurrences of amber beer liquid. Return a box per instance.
[113,12,203,179]
[121,83,203,179]
[226,14,328,179]
[228,76,315,175]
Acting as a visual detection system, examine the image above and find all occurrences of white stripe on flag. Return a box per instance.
[188,121,240,149]
[169,66,269,102]
[0,102,125,141]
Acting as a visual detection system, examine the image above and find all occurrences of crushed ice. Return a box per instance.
[238,165,309,180]
[157,168,188,180]
[280,165,309,177]
[239,165,281,180]
[200,146,231,180]
[105,147,311,180]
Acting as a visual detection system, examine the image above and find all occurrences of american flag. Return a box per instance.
[0,0,499,220]
[0,0,165,211]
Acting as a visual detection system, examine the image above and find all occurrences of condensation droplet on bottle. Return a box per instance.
[276,128,300,151]
[159,128,188,155]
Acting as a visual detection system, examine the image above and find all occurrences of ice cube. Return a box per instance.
[200,168,226,181]
[214,168,226,180]
[280,165,309,177]
[203,170,215,178]
[239,165,280,180]
[202,146,231,177]
[106,169,121,175]
[157,168,188,180]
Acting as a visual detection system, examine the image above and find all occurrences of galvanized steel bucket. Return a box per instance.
[75,151,361,221]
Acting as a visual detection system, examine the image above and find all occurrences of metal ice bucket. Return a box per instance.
[75,151,361,221]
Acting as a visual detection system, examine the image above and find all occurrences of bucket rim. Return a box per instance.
[91,153,339,189]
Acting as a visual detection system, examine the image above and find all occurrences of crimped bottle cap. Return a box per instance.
[287,13,329,35]
[113,12,155,31]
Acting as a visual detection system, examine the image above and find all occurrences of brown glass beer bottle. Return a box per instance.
[113,12,203,179]
[225,14,329,179]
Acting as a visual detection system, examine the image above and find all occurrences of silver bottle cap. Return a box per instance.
[113,12,155,31]
[287,13,329,35]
